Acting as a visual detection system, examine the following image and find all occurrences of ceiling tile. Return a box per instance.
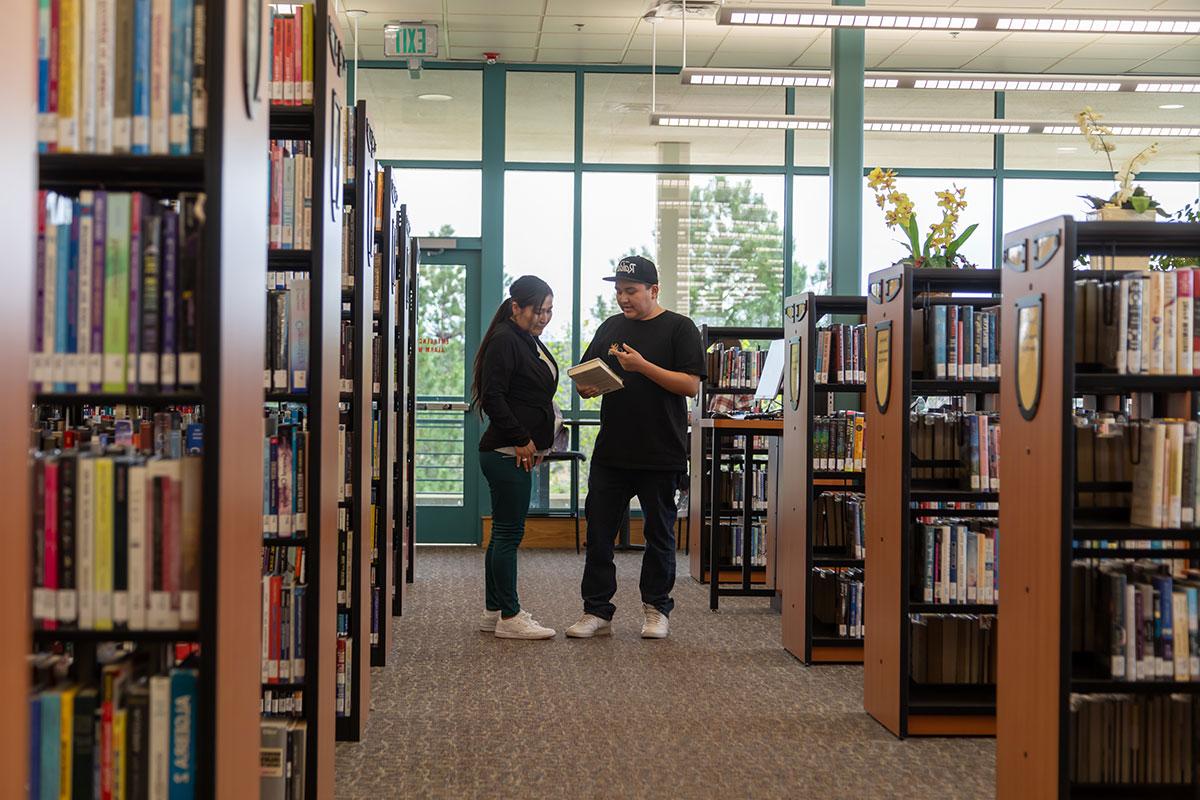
[538,47,627,64]
[706,49,809,68]
[449,31,540,49]
[1132,57,1200,73]
[347,0,442,14]
[445,14,542,33]
[541,16,639,35]
[981,33,1099,58]
[1050,57,1157,72]
[546,0,649,16]
[446,0,545,14]
[539,32,634,49]
[957,54,1063,71]
[876,53,976,69]
[491,48,538,63]
[1049,0,1171,7]
[1068,41,1184,60]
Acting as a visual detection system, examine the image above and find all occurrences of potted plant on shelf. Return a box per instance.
[867,167,978,269]
[1076,106,1168,269]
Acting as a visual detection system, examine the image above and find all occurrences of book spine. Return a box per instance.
[54,209,71,391]
[103,193,130,392]
[177,195,201,386]
[281,153,294,248]
[113,0,134,152]
[271,12,282,104]
[39,0,56,151]
[168,0,192,154]
[269,143,282,248]
[282,14,294,105]
[57,455,78,624]
[96,0,116,153]
[291,7,302,107]
[89,191,107,389]
[94,458,114,630]
[77,458,95,629]
[189,0,206,153]
[149,0,170,154]
[112,460,130,627]
[77,193,93,390]
[127,193,143,388]
[160,209,178,388]
[301,3,313,104]
[140,208,161,387]
[1179,270,1193,376]
[129,464,147,630]
[149,675,170,800]
[167,670,197,798]
[179,456,201,626]
[131,0,151,153]
[80,0,96,152]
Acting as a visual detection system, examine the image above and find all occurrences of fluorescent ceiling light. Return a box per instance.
[650,112,1200,137]
[680,68,1200,94]
[1159,103,1185,109]
[417,93,453,101]
[719,6,1200,35]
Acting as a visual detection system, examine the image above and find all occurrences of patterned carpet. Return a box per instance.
[334,547,995,799]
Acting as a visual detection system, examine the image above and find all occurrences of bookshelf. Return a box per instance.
[688,325,783,597]
[336,99,376,742]
[24,0,271,795]
[4,7,34,795]
[393,205,415,614]
[780,293,868,665]
[864,266,1001,738]
[997,216,1200,799]
[369,167,398,666]
[262,1,345,795]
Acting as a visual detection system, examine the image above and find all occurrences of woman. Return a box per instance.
[472,275,560,639]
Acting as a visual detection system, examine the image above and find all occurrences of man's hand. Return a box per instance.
[513,440,537,472]
[577,384,601,399]
[613,342,648,374]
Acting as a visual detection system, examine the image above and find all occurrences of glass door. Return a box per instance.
[414,245,481,544]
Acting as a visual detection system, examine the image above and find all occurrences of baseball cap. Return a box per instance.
[603,255,659,286]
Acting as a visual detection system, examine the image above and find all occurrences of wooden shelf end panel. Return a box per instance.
[907,714,996,737]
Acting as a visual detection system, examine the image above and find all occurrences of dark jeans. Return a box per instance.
[581,462,679,620]
[479,450,531,618]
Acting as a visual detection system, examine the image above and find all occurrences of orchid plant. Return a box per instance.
[1076,107,1170,217]
[867,167,978,269]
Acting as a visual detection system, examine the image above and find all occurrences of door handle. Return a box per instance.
[416,401,470,412]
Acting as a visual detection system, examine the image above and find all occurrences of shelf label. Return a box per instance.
[1016,293,1043,421]
[873,320,892,414]
[384,24,438,59]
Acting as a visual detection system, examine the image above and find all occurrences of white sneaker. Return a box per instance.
[565,614,612,638]
[494,610,555,640]
[479,609,501,632]
[641,604,669,639]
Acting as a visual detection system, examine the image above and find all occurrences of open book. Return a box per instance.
[567,358,624,395]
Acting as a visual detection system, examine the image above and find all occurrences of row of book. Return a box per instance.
[37,0,206,154]
[1069,694,1195,786]
[911,410,1000,491]
[261,687,303,718]
[335,635,353,718]
[268,140,313,251]
[814,323,864,385]
[918,304,1001,380]
[1073,561,1200,682]
[30,654,198,800]
[261,561,307,685]
[34,191,203,392]
[32,443,202,632]
[706,343,767,390]
[813,411,865,472]
[337,425,354,501]
[1087,270,1200,376]
[336,526,354,607]
[728,523,767,568]
[813,491,865,559]
[1075,411,1132,510]
[1131,418,1200,529]
[268,4,314,107]
[339,321,356,393]
[915,520,1000,605]
[717,462,768,512]
[259,719,308,799]
[262,409,308,538]
[813,568,863,639]
[35,406,203,460]
[909,614,997,685]
[264,273,310,393]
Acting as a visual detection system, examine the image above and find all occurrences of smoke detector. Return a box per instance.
[643,0,721,21]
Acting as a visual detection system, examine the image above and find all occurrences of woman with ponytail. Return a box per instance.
[472,275,560,639]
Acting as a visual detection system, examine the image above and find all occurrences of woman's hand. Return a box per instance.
[513,440,537,471]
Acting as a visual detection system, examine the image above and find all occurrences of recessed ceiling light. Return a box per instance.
[417,93,453,102]
[1159,103,1185,109]
[1057,146,1077,152]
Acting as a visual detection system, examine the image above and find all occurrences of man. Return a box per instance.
[566,256,706,640]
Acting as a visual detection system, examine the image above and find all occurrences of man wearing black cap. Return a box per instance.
[566,256,707,640]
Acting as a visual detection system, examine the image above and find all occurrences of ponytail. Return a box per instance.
[470,275,553,415]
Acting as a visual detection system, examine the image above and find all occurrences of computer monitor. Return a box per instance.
[754,339,786,402]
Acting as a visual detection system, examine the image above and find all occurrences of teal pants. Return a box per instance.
[479,450,532,618]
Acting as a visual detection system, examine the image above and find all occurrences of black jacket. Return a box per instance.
[477,319,559,452]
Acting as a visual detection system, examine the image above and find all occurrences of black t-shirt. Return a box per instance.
[582,309,707,471]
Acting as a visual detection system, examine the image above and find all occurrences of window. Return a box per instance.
[504,170,574,410]
[1003,178,1200,236]
[506,72,575,163]
[583,74,786,166]
[392,169,482,237]
[358,68,482,161]
[865,89,995,168]
[861,175,995,290]
[1004,91,1200,173]
[792,175,830,295]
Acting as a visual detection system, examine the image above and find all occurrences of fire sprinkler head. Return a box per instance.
[483,51,500,64]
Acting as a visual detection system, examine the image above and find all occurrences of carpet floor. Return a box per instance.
[334,547,995,799]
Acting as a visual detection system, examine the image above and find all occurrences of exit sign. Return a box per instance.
[383,23,438,59]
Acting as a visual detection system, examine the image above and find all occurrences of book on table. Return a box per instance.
[568,359,623,395]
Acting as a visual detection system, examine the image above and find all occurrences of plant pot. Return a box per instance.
[1087,207,1157,271]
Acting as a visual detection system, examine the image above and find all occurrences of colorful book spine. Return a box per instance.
[168,0,193,155]
[131,0,152,153]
